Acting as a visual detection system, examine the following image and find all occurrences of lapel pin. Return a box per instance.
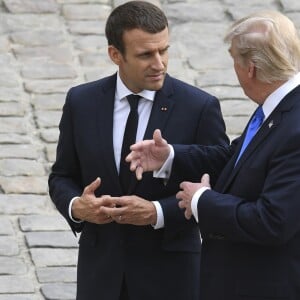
[161,106,167,111]
[268,120,274,128]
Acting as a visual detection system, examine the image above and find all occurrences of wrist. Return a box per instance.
[70,197,83,222]
[151,201,164,229]
[151,209,157,226]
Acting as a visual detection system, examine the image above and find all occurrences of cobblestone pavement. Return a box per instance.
[1,0,300,299]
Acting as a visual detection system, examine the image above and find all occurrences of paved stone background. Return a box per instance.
[0,0,300,299]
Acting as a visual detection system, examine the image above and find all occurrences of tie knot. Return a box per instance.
[250,106,264,129]
[235,105,264,165]
[255,106,264,120]
[127,94,140,110]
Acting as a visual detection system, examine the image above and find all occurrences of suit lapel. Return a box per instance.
[96,74,123,192]
[143,74,175,139]
[220,88,298,193]
[221,115,278,192]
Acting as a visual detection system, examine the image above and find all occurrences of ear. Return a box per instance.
[248,61,256,79]
[108,45,122,66]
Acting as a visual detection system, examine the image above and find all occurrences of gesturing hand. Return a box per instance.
[126,129,170,180]
[71,177,115,224]
[177,174,211,220]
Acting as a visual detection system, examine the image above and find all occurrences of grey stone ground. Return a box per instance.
[0,0,300,299]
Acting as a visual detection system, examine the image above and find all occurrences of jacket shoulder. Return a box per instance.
[67,74,116,99]
[166,74,217,100]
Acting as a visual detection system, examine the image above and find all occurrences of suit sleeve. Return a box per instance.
[48,88,84,233]
[168,96,234,188]
[159,95,230,242]
[198,133,300,245]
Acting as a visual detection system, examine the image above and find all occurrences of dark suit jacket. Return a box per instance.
[172,85,300,300]
[48,73,228,300]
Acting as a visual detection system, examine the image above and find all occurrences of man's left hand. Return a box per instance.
[177,174,211,219]
[100,196,157,225]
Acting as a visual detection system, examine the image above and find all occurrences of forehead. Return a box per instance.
[123,27,169,50]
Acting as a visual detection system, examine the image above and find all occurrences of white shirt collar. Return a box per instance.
[262,72,300,118]
[116,72,156,102]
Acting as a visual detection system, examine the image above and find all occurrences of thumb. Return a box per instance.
[201,173,210,185]
[153,129,164,146]
[84,177,101,195]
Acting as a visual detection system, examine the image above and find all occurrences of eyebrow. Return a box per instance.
[138,45,170,56]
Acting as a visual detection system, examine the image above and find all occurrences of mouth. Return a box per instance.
[148,73,165,81]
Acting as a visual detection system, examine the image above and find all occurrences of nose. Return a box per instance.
[152,53,165,70]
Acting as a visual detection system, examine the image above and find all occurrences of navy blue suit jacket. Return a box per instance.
[48,73,228,300]
[172,85,300,300]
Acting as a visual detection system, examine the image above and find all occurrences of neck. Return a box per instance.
[254,80,287,105]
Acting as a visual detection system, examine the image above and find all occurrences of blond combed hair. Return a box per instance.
[224,11,300,83]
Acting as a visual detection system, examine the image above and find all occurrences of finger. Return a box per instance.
[153,128,161,140]
[176,190,183,200]
[100,206,115,216]
[102,215,114,224]
[110,212,124,222]
[136,165,143,180]
[125,151,136,163]
[153,129,164,146]
[100,196,117,207]
[100,206,123,217]
[111,196,129,208]
[178,200,186,209]
[83,177,101,194]
[179,181,187,190]
[128,158,140,171]
[184,210,192,220]
[201,173,210,185]
[130,139,148,151]
[112,214,124,223]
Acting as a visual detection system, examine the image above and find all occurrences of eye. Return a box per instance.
[159,48,168,55]
[137,52,152,59]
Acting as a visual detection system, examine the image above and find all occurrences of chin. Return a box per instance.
[148,81,165,91]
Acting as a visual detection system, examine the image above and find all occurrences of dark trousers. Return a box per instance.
[119,276,129,300]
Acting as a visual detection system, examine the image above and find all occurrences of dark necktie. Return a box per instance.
[119,94,140,193]
[236,106,264,164]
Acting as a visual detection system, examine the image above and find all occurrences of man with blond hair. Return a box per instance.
[127,11,300,300]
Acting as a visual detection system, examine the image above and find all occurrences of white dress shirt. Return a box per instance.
[69,72,164,228]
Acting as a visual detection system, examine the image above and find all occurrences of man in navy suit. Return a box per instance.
[48,1,228,299]
[127,11,300,300]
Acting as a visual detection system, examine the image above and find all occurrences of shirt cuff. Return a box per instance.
[68,196,84,223]
[191,187,210,223]
[152,201,164,229]
[153,145,174,179]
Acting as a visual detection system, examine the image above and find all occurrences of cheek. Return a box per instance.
[233,61,240,73]
[162,54,169,66]
[233,65,241,82]
[122,64,138,77]
[234,64,245,83]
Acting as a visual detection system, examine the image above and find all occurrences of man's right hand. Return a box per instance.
[71,177,115,224]
[126,129,170,180]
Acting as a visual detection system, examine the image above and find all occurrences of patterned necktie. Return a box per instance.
[119,94,140,193]
[236,106,264,164]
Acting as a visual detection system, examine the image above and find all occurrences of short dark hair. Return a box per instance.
[105,1,168,54]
